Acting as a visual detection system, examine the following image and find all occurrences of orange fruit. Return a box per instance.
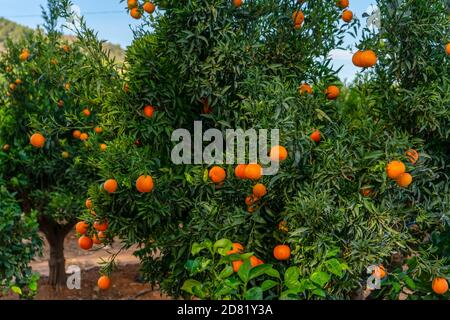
[62,44,70,53]
[396,173,413,188]
[50,58,58,65]
[227,243,244,255]
[270,145,288,161]
[336,0,349,9]
[250,256,264,267]
[61,151,70,158]
[65,83,71,91]
[432,277,449,295]
[94,221,108,232]
[292,10,304,25]
[15,79,22,85]
[143,105,154,118]
[299,83,313,95]
[75,221,89,235]
[360,50,377,68]
[57,100,64,108]
[310,129,321,143]
[94,126,103,134]
[30,133,46,148]
[19,49,30,61]
[130,7,142,19]
[100,143,107,152]
[386,160,405,180]
[92,234,102,245]
[9,83,16,91]
[2,144,10,152]
[342,10,353,23]
[73,130,81,139]
[446,43,450,55]
[325,85,340,100]
[245,194,259,206]
[232,260,243,272]
[82,108,91,117]
[247,205,258,213]
[78,235,93,250]
[209,166,226,184]
[273,244,291,260]
[143,2,156,13]
[86,198,92,209]
[244,164,262,180]
[233,0,243,8]
[253,183,267,198]
[406,149,419,164]
[234,164,247,179]
[127,0,138,9]
[79,133,89,141]
[372,265,387,279]
[352,50,363,67]
[136,175,154,193]
[98,275,111,290]
[104,179,118,193]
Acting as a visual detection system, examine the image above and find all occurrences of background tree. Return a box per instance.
[0,0,112,287]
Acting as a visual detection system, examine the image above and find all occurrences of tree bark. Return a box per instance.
[38,216,76,288]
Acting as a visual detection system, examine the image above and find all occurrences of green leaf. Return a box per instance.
[11,286,22,295]
[191,240,212,255]
[265,267,281,279]
[284,267,301,289]
[213,239,232,252]
[181,279,202,295]
[249,264,272,280]
[237,260,252,283]
[310,271,331,287]
[219,265,234,279]
[325,258,344,277]
[403,276,416,290]
[244,287,263,300]
[261,280,278,292]
[312,288,326,298]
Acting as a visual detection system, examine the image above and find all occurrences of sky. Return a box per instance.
[0,0,376,81]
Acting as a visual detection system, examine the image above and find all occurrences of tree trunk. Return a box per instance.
[38,216,76,288]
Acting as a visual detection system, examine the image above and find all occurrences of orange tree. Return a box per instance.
[0,1,111,287]
[354,0,450,299]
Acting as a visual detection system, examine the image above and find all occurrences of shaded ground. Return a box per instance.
[1,232,170,300]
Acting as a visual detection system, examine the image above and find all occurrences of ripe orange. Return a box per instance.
[386,160,406,180]
[86,198,92,209]
[19,49,30,61]
[130,7,142,19]
[73,130,81,139]
[57,100,64,108]
[2,144,10,152]
[94,221,108,232]
[234,164,247,179]
[232,260,243,272]
[50,58,58,65]
[127,0,138,9]
[136,175,154,193]
[61,151,70,158]
[92,233,102,245]
[432,277,449,295]
[372,265,387,279]
[227,243,244,255]
[245,164,262,180]
[299,83,313,95]
[143,2,156,13]
[98,275,111,290]
[143,105,154,118]
[310,129,321,143]
[360,50,377,67]
[79,133,89,141]
[30,133,46,148]
[78,235,93,250]
[342,10,353,23]
[445,43,450,55]
[100,143,107,152]
[273,244,291,261]
[245,194,259,206]
[336,0,349,9]
[396,173,412,188]
[270,145,288,161]
[233,0,243,8]
[75,221,89,235]
[352,50,363,67]
[253,183,267,198]
[95,126,103,134]
[62,44,70,53]
[82,108,91,117]
[209,166,226,184]
[9,83,16,91]
[15,79,22,85]
[104,179,118,193]
[250,256,264,267]
[65,83,71,91]
[325,85,340,100]
[406,149,419,164]
[292,10,304,26]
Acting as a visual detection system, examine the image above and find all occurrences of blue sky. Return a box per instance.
[0,0,376,81]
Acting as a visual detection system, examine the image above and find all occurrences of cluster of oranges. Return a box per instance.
[128,0,156,19]
[386,149,418,188]
[103,175,154,194]
[19,48,30,61]
[352,50,378,68]
[337,0,353,23]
